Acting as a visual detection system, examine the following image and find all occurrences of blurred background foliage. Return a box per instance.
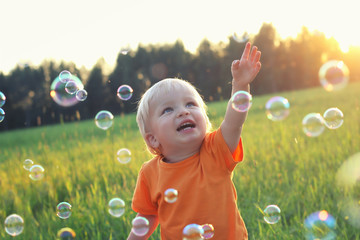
[1,23,359,131]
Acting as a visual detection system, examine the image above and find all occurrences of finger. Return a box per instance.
[249,46,258,63]
[253,51,261,64]
[241,42,251,60]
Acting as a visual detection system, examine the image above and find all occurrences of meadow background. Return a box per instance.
[0,82,360,239]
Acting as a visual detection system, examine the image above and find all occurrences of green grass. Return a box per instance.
[1,82,360,239]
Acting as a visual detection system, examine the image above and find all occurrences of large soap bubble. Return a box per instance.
[50,75,84,107]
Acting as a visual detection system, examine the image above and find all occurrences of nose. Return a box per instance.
[177,107,190,117]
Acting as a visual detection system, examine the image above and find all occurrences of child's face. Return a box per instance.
[146,85,207,157]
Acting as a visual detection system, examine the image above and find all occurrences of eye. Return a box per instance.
[186,102,196,107]
[162,107,173,115]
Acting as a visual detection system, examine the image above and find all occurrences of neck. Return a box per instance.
[161,148,199,163]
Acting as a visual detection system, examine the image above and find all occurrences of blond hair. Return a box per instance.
[136,78,212,154]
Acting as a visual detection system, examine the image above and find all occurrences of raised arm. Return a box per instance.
[127,213,159,240]
[220,42,261,153]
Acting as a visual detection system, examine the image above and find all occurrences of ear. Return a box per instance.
[145,133,160,149]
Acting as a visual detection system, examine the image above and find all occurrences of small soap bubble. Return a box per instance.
[302,113,325,137]
[201,224,215,239]
[108,198,125,217]
[4,214,24,237]
[265,96,290,121]
[95,110,114,130]
[336,152,360,228]
[0,108,5,122]
[231,91,252,112]
[59,70,72,83]
[120,47,131,55]
[65,81,79,95]
[183,223,204,240]
[232,32,249,43]
[323,107,344,129]
[57,202,72,219]
[131,216,150,236]
[117,85,133,101]
[23,159,34,171]
[319,60,349,91]
[0,91,6,107]
[117,148,131,164]
[263,205,281,224]
[29,164,45,181]
[304,210,336,240]
[164,188,178,203]
[57,227,76,239]
[75,89,88,101]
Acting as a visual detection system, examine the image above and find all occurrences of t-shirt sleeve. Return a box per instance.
[131,165,158,215]
[205,128,244,172]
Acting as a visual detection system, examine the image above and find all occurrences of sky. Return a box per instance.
[1,0,359,74]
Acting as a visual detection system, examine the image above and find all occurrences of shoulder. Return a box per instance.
[139,156,161,175]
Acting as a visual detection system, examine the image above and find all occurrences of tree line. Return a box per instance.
[1,23,359,132]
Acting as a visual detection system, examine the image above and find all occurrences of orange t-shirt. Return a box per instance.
[132,128,248,239]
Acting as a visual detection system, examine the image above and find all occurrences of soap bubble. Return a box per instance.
[265,96,290,121]
[23,159,34,171]
[0,91,6,107]
[319,60,349,91]
[232,32,249,43]
[183,223,204,240]
[59,70,72,83]
[164,188,178,203]
[29,164,45,180]
[75,89,88,101]
[108,198,125,217]
[120,47,130,55]
[336,152,360,228]
[323,107,344,129]
[304,210,336,240]
[302,113,325,137]
[65,81,79,95]
[4,214,24,236]
[57,202,72,219]
[201,224,215,239]
[116,148,131,164]
[95,110,114,130]
[231,91,252,112]
[117,85,133,101]
[50,75,84,107]
[0,108,5,122]
[263,205,281,224]
[57,227,76,239]
[131,216,150,236]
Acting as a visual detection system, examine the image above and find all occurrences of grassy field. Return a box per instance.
[1,82,360,239]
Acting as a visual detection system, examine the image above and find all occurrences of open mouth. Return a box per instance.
[177,122,196,131]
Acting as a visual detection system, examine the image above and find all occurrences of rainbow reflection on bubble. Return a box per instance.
[302,113,325,137]
[304,210,336,240]
[323,107,344,129]
[108,198,125,218]
[131,216,150,236]
[0,91,6,107]
[183,223,204,240]
[4,214,24,237]
[50,75,84,107]
[231,91,252,112]
[263,205,281,224]
[57,227,76,239]
[319,60,349,91]
[164,188,178,203]
[56,202,72,219]
[265,96,290,121]
[201,224,214,239]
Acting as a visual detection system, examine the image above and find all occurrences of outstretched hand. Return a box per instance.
[231,42,261,89]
